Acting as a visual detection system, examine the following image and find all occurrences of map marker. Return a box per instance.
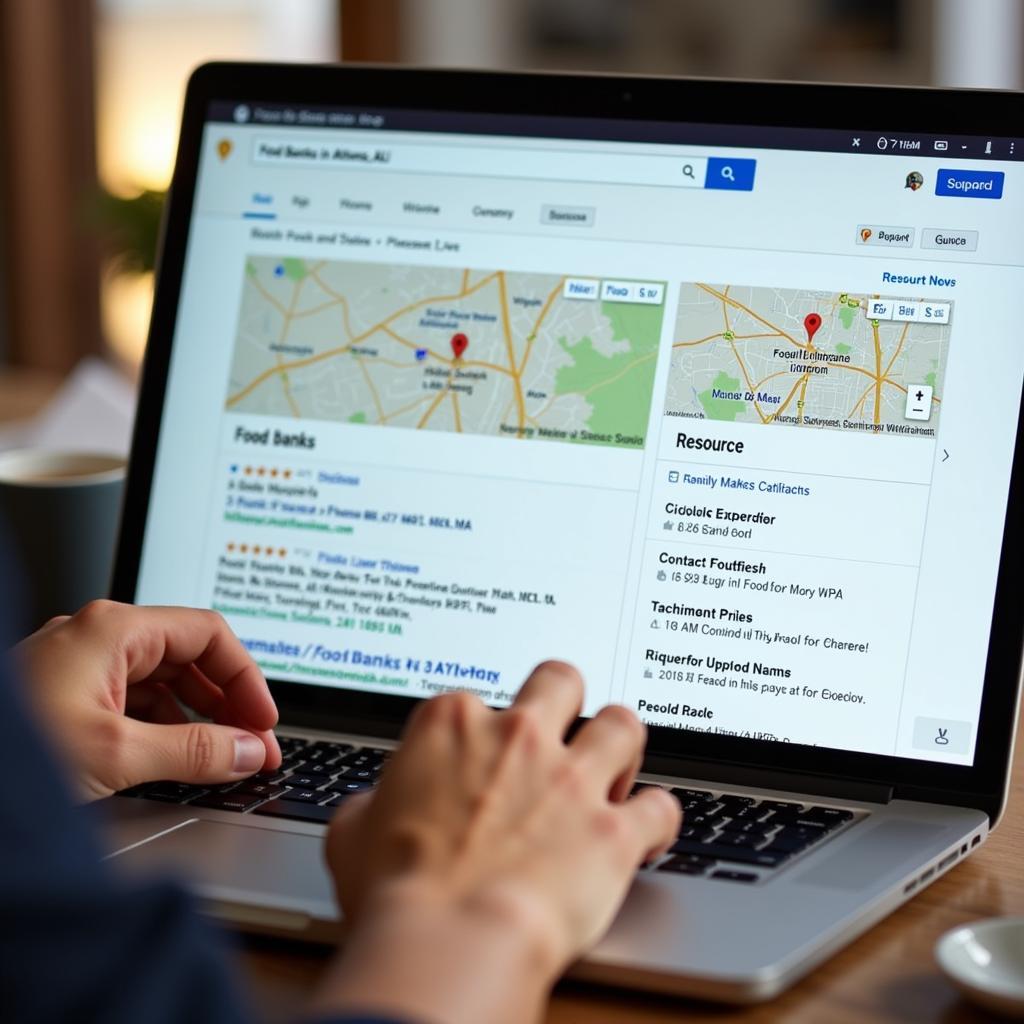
[450,332,469,359]
[803,313,822,344]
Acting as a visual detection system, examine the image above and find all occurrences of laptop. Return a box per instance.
[103,62,1024,1002]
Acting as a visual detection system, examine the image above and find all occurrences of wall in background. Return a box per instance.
[0,0,1020,381]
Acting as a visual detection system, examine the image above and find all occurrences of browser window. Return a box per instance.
[135,103,1024,766]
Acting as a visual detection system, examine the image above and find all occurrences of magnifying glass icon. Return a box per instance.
[682,163,695,181]
[721,165,736,182]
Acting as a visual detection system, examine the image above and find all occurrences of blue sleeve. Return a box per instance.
[0,569,413,1024]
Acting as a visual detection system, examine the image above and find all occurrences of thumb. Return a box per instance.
[117,718,269,787]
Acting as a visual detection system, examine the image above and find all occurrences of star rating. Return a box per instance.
[226,541,288,558]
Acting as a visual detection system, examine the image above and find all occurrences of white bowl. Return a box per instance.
[936,917,1024,1018]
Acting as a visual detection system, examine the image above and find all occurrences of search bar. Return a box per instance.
[251,138,757,191]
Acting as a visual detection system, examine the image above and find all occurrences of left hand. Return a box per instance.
[13,600,281,800]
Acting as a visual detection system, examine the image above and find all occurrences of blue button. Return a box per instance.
[935,168,1004,199]
[705,157,756,191]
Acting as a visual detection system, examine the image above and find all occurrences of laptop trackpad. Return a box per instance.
[117,818,337,913]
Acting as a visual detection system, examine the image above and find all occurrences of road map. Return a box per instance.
[665,283,952,435]
[225,256,666,449]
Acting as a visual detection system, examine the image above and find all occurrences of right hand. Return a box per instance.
[318,662,680,1022]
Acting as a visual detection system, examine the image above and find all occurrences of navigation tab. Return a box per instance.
[540,205,595,227]
[402,200,441,216]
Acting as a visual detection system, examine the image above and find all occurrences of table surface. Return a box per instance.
[4,370,1018,1021]
[237,721,1024,1024]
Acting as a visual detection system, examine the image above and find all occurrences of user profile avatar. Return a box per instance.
[905,170,924,191]
[233,103,251,124]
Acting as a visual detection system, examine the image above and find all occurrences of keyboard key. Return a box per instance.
[309,741,355,754]
[729,805,772,823]
[685,809,727,828]
[669,839,789,868]
[658,856,712,876]
[711,870,759,883]
[718,821,772,839]
[285,775,327,790]
[802,806,854,825]
[758,800,803,814]
[676,824,716,843]
[672,788,714,803]
[252,798,338,824]
[192,791,265,812]
[788,817,838,832]
[326,779,374,796]
[279,788,322,804]
[144,782,209,803]
[717,794,756,809]
[714,832,763,849]
[230,783,285,800]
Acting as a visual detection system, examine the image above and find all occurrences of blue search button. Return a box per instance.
[705,157,756,191]
[935,168,1004,199]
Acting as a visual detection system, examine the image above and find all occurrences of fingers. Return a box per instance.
[125,681,189,725]
[159,664,283,768]
[121,606,278,732]
[618,787,682,864]
[115,717,270,788]
[68,603,278,733]
[570,705,646,799]
[510,660,584,737]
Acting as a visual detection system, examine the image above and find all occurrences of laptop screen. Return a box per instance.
[134,98,1024,768]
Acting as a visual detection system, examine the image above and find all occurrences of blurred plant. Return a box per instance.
[89,188,166,274]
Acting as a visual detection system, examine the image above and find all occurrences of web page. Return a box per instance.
[135,108,1024,766]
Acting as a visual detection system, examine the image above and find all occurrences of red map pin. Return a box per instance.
[450,332,469,359]
[804,313,822,344]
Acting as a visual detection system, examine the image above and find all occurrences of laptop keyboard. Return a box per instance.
[644,785,856,882]
[119,736,391,826]
[118,737,859,879]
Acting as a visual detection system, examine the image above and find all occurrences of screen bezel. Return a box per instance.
[111,62,1024,819]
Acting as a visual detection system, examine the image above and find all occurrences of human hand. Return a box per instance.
[317,662,680,1024]
[13,600,281,800]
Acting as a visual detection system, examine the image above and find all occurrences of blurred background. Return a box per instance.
[0,0,1021,425]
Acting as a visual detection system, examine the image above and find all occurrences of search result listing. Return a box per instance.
[621,436,936,754]
[200,419,636,710]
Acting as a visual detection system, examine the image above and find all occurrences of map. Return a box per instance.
[225,257,667,449]
[665,283,952,436]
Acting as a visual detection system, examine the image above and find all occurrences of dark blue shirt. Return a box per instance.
[0,569,407,1024]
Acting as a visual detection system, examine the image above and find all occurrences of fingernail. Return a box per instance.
[233,734,265,773]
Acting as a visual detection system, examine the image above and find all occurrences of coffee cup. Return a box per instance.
[0,450,126,632]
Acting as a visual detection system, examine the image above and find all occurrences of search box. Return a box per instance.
[705,157,757,191]
[251,137,757,192]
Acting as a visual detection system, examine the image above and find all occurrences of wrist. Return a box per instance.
[313,879,560,1024]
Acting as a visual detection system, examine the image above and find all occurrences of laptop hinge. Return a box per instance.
[642,755,894,805]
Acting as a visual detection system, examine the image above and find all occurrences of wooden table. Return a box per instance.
[237,723,1024,1023]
